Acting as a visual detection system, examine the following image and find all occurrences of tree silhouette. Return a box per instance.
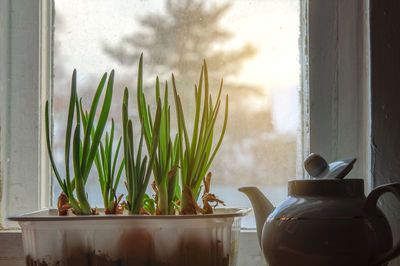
[51,0,298,201]
[103,0,271,134]
[104,0,257,83]
[101,0,296,187]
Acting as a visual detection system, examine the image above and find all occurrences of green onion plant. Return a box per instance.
[136,54,181,215]
[122,88,162,214]
[80,109,125,214]
[45,69,114,215]
[172,60,228,214]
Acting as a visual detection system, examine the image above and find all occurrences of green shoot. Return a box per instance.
[136,53,180,215]
[143,193,156,214]
[122,88,162,214]
[80,108,125,214]
[172,60,228,215]
[45,69,114,215]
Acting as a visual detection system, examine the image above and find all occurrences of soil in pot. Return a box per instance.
[176,234,229,266]
[26,252,122,266]
[119,229,229,266]
[118,228,155,265]
[25,231,230,266]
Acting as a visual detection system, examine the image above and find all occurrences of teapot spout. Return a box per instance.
[239,186,275,247]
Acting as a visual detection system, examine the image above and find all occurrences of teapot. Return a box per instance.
[239,154,400,266]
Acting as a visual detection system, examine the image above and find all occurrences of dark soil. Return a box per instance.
[26,254,229,266]
[25,232,230,266]
[26,253,122,266]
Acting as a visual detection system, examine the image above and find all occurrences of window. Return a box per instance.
[52,0,301,229]
[0,0,369,264]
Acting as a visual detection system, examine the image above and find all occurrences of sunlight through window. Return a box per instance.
[53,0,300,228]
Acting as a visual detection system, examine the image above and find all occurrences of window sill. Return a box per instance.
[0,231,25,266]
[0,229,266,266]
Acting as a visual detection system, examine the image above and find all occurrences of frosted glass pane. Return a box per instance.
[53,0,300,228]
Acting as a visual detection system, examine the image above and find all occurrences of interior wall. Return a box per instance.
[370,1,400,265]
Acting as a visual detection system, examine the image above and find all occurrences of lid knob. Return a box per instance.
[304,153,357,179]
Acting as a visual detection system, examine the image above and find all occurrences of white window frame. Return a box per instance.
[0,0,52,230]
[0,1,370,265]
[306,0,371,191]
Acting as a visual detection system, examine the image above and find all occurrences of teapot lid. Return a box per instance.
[292,154,363,197]
[304,153,357,179]
[267,155,365,221]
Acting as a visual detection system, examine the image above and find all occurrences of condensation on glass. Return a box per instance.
[53,0,301,228]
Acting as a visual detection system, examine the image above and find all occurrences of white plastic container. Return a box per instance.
[8,208,250,266]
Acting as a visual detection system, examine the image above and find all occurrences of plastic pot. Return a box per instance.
[8,208,250,266]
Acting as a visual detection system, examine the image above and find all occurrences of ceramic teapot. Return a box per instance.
[239,154,400,266]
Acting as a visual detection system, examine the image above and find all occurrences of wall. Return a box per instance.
[370,0,400,265]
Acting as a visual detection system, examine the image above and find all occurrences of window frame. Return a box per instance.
[306,0,371,191]
[0,0,53,230]
[0,0,370,264]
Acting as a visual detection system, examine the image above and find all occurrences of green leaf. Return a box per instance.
[114,158,125,192]
[84,70,114,181]
[72,123,92,214]
[80,73,107,176]
[111,137,122,186]
[65,70,77,185]
[45,101,65,193]
[170,60,228,212]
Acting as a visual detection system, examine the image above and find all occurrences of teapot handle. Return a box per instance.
[365,183,400,266]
